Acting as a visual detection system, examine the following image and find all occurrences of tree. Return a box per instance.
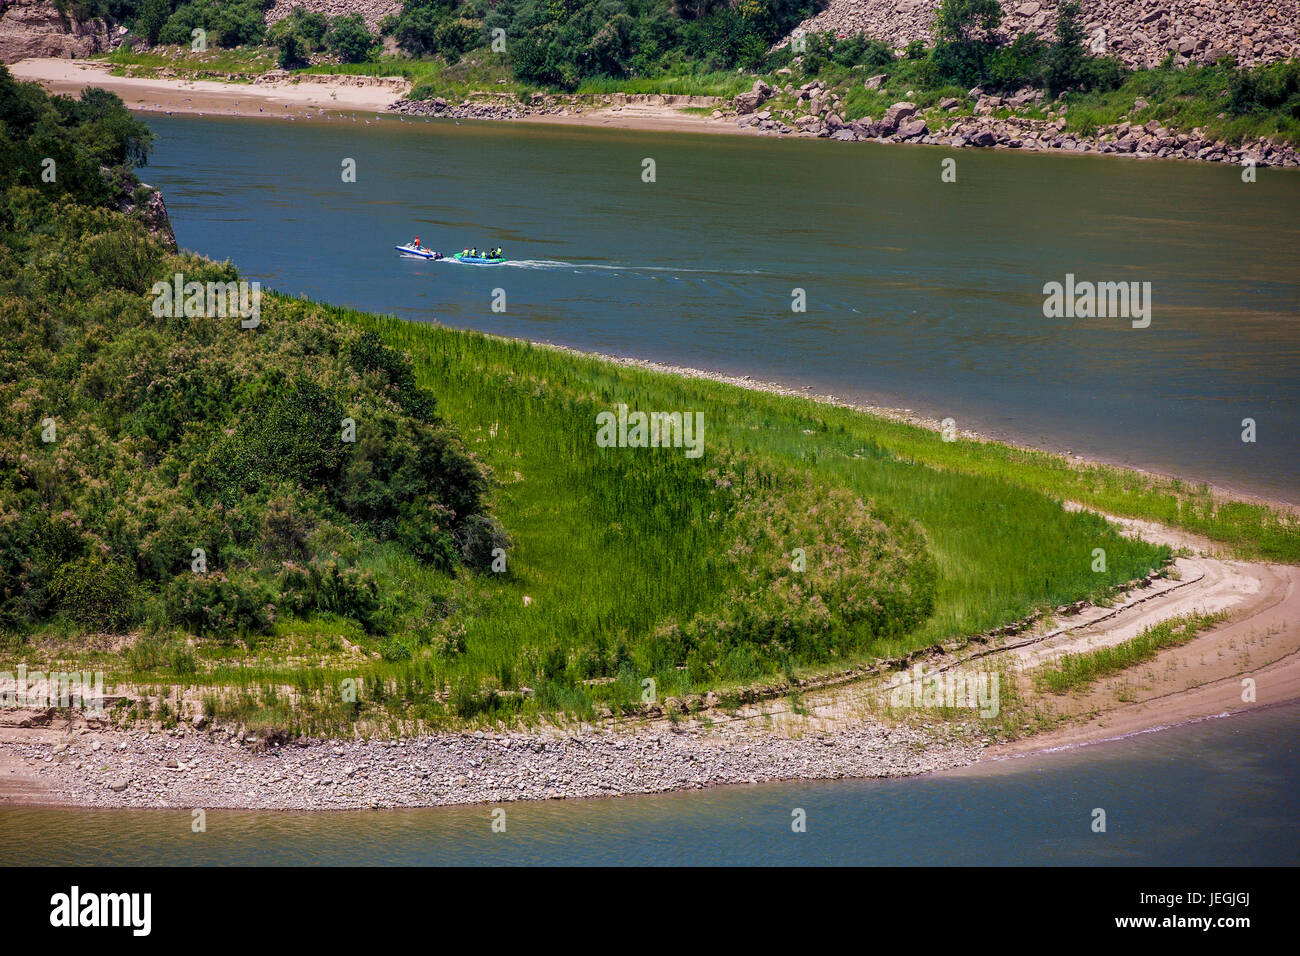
[934,0,1003,45]
[326,14,377,64]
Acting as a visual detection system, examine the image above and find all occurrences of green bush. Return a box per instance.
[1229,59,1300,115]
[166,571,276,635]
[157,0,265,49]
[53,555,137,632]
[325,14,377,64]
[277,560,382,630]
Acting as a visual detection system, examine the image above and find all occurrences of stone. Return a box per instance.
[880,101,918,132]
[898,119,928,139]
[108,776,129,792]
[864,74,887,91]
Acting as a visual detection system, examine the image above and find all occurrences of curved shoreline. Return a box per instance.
[2,351,1296,811]
[522,338,1300,513]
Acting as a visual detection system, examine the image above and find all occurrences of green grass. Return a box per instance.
[98,45,276,76]
[574,72,752,98]
[100,295,1294,733]
[1059,60,1300,146]
[1033,610,1228,694]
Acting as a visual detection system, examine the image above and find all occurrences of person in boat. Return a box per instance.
[413,236,420,249]
[492,247,502,258]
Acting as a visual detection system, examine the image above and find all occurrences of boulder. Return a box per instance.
[880,101,918,132]
[898,119,928,139]
[864,74,887,91]
[0,0,113,63]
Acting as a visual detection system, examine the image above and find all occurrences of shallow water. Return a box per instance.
[142,114,1300,501]
[3,703,1297,866]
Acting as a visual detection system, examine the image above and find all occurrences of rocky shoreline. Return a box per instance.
[3,715,982,810]
[729,78,1300,167]
[383,81,1299,168]
[388,90,723,123]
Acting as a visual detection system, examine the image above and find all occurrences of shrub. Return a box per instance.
[325,14,377,64]
[277,560,382,631]
[52,555,137,632]
[166,571,276,636]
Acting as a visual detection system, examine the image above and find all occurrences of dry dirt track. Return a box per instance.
[986,510,1300,757]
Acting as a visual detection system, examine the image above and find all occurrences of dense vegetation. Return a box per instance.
[90,0,1300,147]
[0,66,500,641]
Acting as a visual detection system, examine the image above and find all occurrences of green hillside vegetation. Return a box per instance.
[6,69,1295,737]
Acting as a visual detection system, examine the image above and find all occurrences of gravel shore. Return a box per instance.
[4,715,983,810]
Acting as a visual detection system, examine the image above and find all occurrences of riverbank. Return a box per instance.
[12,57,1299,168]
[8,57,729,132]
[3,350,1296,810]
[3,532,1295,810]
[8,57,409,115]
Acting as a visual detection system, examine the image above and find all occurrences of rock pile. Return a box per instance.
[789,0,1299,69]
[264,0,400,32]
[730,85,1299,167]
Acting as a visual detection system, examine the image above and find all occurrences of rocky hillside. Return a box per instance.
[790,0,1300,69]
[0,0,114,63]
[265,0,399,31]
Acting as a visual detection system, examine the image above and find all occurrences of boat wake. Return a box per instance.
[441,257,766,277]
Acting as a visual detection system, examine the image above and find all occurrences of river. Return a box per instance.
[4,703,1297,865]
[140,114,1300,502]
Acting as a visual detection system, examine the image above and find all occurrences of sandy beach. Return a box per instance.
[8,58,737,134]
[9,57,410,117]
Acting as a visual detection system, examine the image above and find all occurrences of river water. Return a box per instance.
[140,114,1299,501]
[15,113,1289,864]
[4,703,1297,865]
